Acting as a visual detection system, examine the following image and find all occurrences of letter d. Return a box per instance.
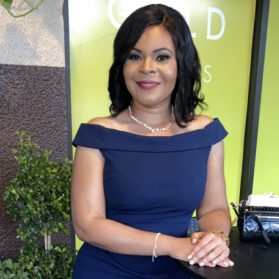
[207,7,225,40]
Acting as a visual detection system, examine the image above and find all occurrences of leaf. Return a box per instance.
[0,0,13,9]
[6,258,13,269]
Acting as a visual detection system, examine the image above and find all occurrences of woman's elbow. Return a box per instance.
[72,221,87,242]
[72,216,103,244]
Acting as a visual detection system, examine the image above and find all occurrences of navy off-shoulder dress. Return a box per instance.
[72,118,228,279]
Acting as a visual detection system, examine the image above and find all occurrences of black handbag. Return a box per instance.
[231,200,279,243]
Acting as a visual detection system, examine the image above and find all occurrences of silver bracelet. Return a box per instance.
[152,232,161,262]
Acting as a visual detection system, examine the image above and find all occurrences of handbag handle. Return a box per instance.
[231,202,239,217]
[250,214,271,243]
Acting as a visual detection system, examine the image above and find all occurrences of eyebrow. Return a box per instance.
[131,47,174,54]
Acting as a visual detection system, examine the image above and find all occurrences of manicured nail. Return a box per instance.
[189,260,195,265]
[199,262,205,267]
[192,238,197,244]
[188,255,192,260]
[212,260,217,265]
[229,260,234,266]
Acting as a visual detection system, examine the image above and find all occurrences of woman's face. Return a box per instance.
[123,25,177,108]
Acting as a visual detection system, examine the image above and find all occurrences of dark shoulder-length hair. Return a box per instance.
[108,4,206,126]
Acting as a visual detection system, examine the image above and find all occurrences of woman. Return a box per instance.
[71,4,233,279]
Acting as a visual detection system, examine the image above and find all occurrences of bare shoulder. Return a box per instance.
[87,116,110,125]
[87,116,118,129]
[194,114,214,129]
[182,114,213,132]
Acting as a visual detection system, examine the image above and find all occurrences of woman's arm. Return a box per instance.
[197,140,231,232]
[71,146,194,261]
[188,140,233,267]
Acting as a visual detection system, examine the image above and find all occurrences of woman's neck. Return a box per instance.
[129,104,173,129]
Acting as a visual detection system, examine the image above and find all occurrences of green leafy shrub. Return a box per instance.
[1,131,76,278]
[0,244,75,279]
[3,131,72,246]
[19,243,75,279]
[0,259,28,279]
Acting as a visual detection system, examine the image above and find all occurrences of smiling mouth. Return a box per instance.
[136,81,160,89]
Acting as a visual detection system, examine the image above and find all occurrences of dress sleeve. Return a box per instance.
[206,118,228,146]
[72,124,104,149]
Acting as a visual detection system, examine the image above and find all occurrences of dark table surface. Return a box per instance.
[181,227,279,279]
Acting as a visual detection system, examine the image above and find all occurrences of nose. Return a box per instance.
[139,58,156,74]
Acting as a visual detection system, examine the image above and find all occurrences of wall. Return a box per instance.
[253,0,279,194]
[0,0,71,259]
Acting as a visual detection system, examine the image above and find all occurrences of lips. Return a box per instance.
[136,81,160,89]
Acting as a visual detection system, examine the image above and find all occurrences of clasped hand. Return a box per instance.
[188,232,234,268]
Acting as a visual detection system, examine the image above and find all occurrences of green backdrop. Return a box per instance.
[253,0,279,195]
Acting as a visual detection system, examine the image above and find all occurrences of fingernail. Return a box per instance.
[189,260,195,265]
[212,260,217,265]
[192,238,197,244]
[224,262,229,267]
[229,260,234,266]
[199,262,205,267]
[188,255,192,260]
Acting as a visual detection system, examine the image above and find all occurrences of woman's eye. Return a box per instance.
[157,55,170,62]
[128,54,141,61]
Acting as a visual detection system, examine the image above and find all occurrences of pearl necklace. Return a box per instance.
[128,106,173,133]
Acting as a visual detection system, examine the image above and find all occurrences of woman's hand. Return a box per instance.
[165,236,195,262]
[188,232,234,268]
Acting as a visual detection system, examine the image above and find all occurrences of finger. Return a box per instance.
[205,260,217,268]
[190,233,214,255]
[217,259,234,268]
[209,246,230,264]
[197,259,216,268]
[188,232,205,260]
[204,245,230,264]
[188,232,227,262]
[201,245,224,264]
[189,233,219,261]
[193,232,218,249]
[194,256,234,268]
[191,232,204,244]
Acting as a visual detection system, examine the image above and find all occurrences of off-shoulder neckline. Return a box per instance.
[81,118,219,139]
[73,118,227,152]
